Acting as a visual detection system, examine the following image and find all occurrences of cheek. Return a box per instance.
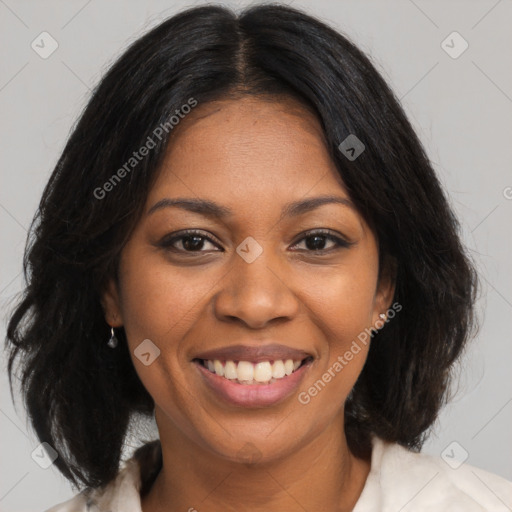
[116,248,211,421]
[117,247,211,346]
[296,253,378,399]
[301,256,378,345]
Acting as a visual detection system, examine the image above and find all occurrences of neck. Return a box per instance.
[141,412,371,512]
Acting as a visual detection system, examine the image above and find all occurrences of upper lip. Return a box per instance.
[193,343,312,363]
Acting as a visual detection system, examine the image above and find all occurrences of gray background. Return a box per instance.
[1,0,511,510]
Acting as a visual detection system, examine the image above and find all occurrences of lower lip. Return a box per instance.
[194,360,312,408]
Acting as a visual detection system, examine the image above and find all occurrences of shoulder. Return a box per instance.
[354,437,512,512]
[44,440,162,512]
[44,458,141,512]
[44,458,142,512]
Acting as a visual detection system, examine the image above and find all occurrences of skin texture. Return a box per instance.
[102,96,395,512]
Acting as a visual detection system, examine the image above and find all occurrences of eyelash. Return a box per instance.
[158,229,352,255]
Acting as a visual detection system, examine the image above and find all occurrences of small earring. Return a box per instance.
[379,313,387,320]
[107,327,118,348]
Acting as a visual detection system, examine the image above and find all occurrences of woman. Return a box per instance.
[5,3,511,511]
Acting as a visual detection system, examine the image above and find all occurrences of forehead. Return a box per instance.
[149,96,348,204]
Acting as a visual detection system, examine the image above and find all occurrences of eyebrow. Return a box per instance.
[147,195,355,221]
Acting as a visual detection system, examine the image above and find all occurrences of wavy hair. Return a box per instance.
[5,3,478,492]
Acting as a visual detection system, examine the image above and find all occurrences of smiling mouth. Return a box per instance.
[193,357,313,385]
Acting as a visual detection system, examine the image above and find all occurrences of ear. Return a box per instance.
[371,254,397,326]
[100,277,124,327]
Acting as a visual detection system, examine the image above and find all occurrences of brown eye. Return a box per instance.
[158,230,222,253]
[290,230,352,253]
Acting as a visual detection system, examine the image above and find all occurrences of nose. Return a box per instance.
[213,247,299,329]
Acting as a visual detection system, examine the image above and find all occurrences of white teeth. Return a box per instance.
[213,359,224,377]
[203,357,305,384]
[224,360,238,380]
[254,361,272,383]
[237,361,254,382]
[272,360,285,379]
[284,359,294,376]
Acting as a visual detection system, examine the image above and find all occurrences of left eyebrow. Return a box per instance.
[278,195,356,222]
[147,194,356,221]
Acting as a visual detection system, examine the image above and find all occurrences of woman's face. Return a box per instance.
[102,96,394,464]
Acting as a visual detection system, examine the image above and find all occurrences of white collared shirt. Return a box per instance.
[45,436,512,511]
